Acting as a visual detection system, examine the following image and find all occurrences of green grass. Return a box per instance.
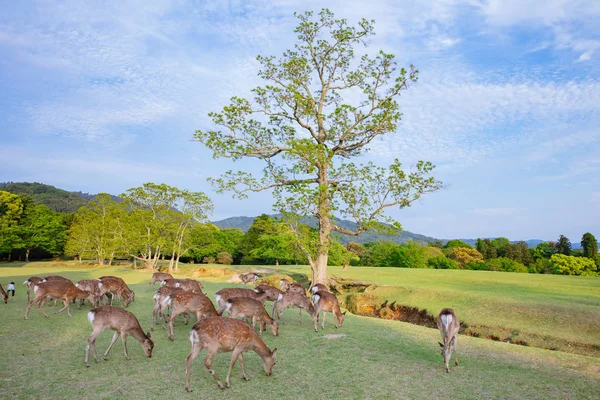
[1,262,599,399]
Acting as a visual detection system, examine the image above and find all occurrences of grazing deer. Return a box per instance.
[310,283,329,294]
[437,308,460,373]
[0,283,8,304]
[272,291,314,324]
[85,306,154,367]
[152,286,188,331]
[76,279,103,307]
[161,278,203,293]
[214,288,269,315]
[41,275,72,283]
[226,297,279,336]
[24,281,95,319]
[24,277,43,303]
[165,292,218,341]
[312,291,345,332]
[150,272,173,285]
[255,283,283,302]
[185,317,277,391]
[98,276,134,307]
[279,279,306,295]
[240,272,260,285]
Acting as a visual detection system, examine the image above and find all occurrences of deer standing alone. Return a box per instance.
[24,281,95,319]
[185,317,277,391]
[85,306,154,367]
[437,308,460,373]
[225,297,279,336]
[312,290,345,332]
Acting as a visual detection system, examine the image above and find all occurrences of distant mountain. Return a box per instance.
[459,238,548,249]
[0,182,120,213]
[212,214,438,245]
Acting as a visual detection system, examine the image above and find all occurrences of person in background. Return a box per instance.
[7,282,15,297]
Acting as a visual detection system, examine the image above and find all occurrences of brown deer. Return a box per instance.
[24,281,95,319]
[161,278,203,293]
[24,277,43,303]
[150,272,173,285]
[312,291,345,332]
[240,272,260,285]
[0,283,8,304]
[98,276,134,307]
[279,279,306,295]
[76,279,103,307]
[165,292,218,341]
[310,283,329,294]
[152,286,188,331]
[437,308,460,373]
[272,291,314,324]
[41,275,72,283]
[85,306,154,367]
[185,317,277,391]
[225,297,279,336]
[214,288,269,315]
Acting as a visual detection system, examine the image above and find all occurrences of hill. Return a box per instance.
[0,182,120,213]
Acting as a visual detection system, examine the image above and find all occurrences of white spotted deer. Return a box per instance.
[150,272,173,285]
[272,290,314,324]
[24,277,43,303]
[312,290,345,332]
[185,317,277,391]
[24,280,95,319]
[279,279,306,295]
[98,276,134,307]
[310,283,329,294]
[152,286,188,331]
[76,279,103,307]
[85,306,154,367]
[214,288,269,316]
[161,278,203,293]
[165,291,218,341]
[225,297,279,336]
[437,308,460,373]
[254,283,283,302]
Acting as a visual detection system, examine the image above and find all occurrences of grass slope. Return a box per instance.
[0,262,599,399]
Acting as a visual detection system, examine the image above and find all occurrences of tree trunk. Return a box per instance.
[311,252,330,285]
[26,248,30,262]
[168,253,175,274]
[7,253,11,262]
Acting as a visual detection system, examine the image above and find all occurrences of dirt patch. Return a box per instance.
[323,334,346,339]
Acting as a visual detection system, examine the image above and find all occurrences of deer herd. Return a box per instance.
[9,269,461,391]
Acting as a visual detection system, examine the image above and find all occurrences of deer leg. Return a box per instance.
[313,310,319,332]
[103,331,120,360]
[225,348,243,388]
[24,299,35,319]
[238,353,249,381]
[151,303,160,331]
[55,298,72,316]
[185,343,202,392]
[121,333,130,360]
[452,335,459,366]
[204,351,224,389]
[298,306,303,324]
[38,298,50,318]
[85,327,103,366]
[271,301,278,319]
[168,310,182,341]
[321,311,326,330]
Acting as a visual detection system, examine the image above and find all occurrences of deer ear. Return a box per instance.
[271,348,277,358]
[146,332,152,339]
[438,341,444,348]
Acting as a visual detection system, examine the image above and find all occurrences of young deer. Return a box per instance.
[272,291,314,324]
[152,286,188,331]
[150,272,173,285]
[24,281,95,319]
[24,277,43,303]
[185,317,277,391]
[76,279,103,307]
[98,276,134,307]
[85,306,154,367]
[225,297,279,336]
[279,279,306,295]
[312,291,346,332]
[214,288,269,315]
[165,292,218,341]
[240,272,260,285]
[437,308,460,373]
[161,278,203,293]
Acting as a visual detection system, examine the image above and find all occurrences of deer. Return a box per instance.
[165,291,219,341]
[76,279,103,307]
[240,272,260,285]
[214,288,269,315]
[41,275,72,283]
[310,283,329,294]
[24,277,43,303]
[85,306,154,367]
[97,276,134,307]
[226,297,279,336]
[312,290,346,332]
[437,308,460,373]
[150,272,173,285]
[255,283,283,302]
[0,283,8,304]
[161,278,203,293]
[279,279,306,295]
[185,317,277,391]
[272,290,314,324]
[24,281,95,319]
[152,286,188,331]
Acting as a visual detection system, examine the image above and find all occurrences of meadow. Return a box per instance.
[0,261,599,399]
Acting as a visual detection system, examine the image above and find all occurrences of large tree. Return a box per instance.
[194,9,442,284]
[581,232,598,259]
[556,235,571,256]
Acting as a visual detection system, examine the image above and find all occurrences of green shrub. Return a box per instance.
[427,255,458,269]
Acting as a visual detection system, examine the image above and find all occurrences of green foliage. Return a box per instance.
[484,257,528,273]
[532,242,556,259]
[550,254,598,276]
[216,252,233,265]
[188,225,243,262]
[388,241,428,268]
[491,237,510,257]
[443,239,472,249]
[580,232,598,259]
[0,191,24,253]
[427,255,458,269]
[0,182,90,213]
[476,238,497,259]
[506,241,533,266]
[556,235,572,256]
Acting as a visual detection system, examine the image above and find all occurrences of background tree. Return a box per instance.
[556,235,572,256]
[443,239,472,250]
[15,204,66,262]
[448,247,484,268]
[581,232,597,259]
[532,242,555,260]
[0,191,24,259]
[550,254,598,276]
[491,237,510,257]
[194,9,442,284]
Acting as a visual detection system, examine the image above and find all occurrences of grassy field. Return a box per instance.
[1,261,599,399]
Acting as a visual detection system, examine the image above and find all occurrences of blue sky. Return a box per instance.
[1,0,599,241]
